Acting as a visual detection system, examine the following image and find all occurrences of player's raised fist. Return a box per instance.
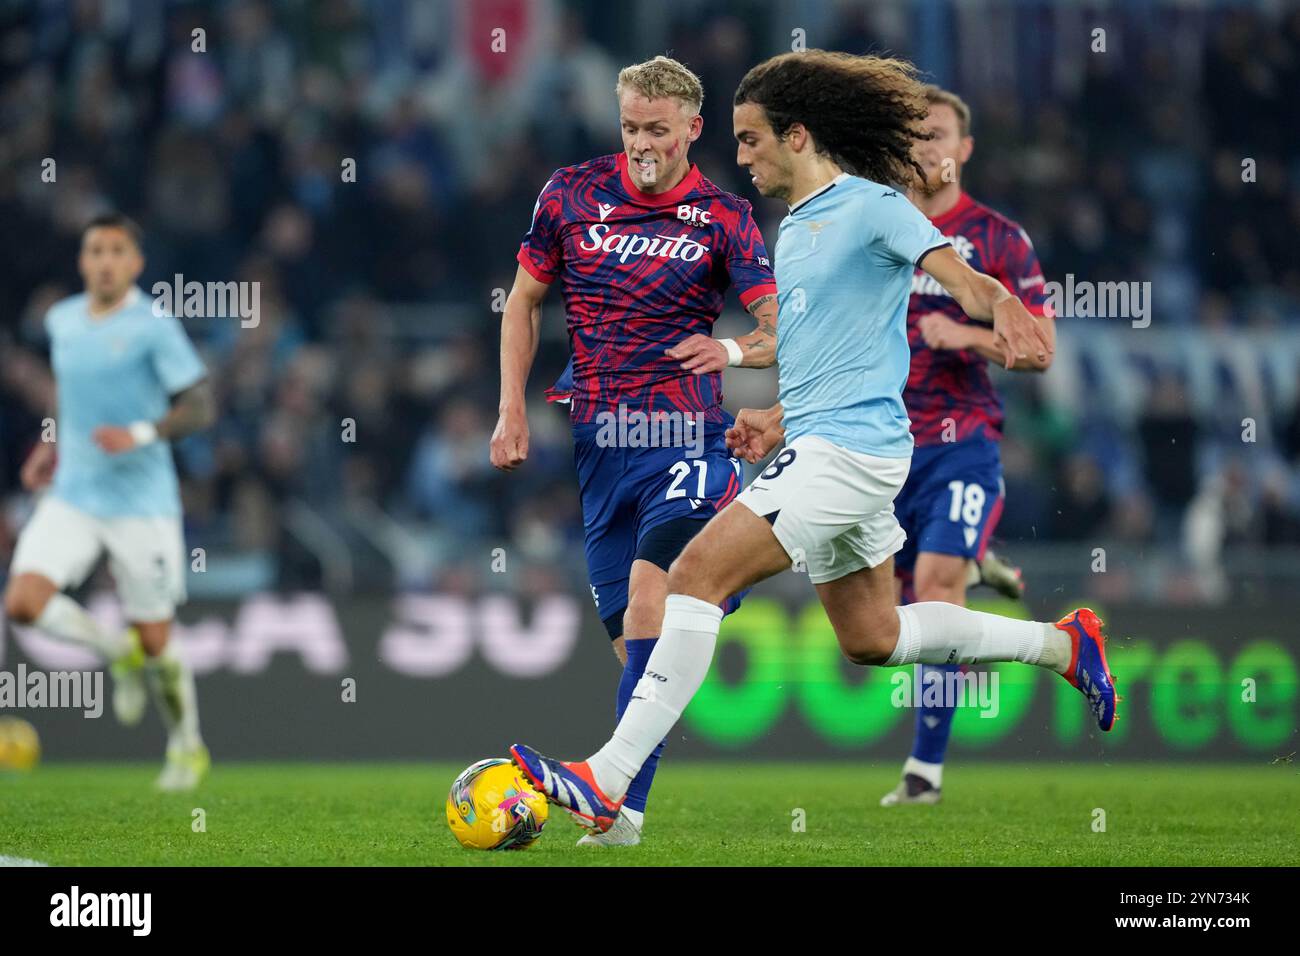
[665,334,728,375]
[92,425,137,455]
[490,411,529,471]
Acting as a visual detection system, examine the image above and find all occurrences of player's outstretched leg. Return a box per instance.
[822,564,1119,733]
[880,663,957,807]
[879,602,1119,732]
[4,573,147,724]
[139,629,209,792]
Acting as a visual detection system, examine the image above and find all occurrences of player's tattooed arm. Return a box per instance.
[157,379,217,440]
[491,264,550,471]
[666,293,779,374]
[918,245,1053,370]
[734,294,779,368]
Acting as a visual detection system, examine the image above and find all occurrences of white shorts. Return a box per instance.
[734,435,911,584]
[10,496,186,621]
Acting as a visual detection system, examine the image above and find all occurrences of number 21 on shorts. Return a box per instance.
[666,459,708,500]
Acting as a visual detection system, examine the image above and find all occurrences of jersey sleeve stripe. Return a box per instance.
[738,282,778,308]
[515,248,557,284]
[914,240,952,267]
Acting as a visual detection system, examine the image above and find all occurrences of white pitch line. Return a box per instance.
[0,854,47,867]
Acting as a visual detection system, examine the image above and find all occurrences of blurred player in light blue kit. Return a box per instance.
[4,214,215,791]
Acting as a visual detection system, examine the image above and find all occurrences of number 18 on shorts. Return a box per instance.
[892,436,1005,575]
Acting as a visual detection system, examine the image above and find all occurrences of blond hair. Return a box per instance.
[922,85,972,137]
[616,55,703,113]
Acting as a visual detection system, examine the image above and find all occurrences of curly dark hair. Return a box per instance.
[734,51,931,188]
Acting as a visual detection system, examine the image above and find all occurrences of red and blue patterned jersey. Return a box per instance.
[906,191,1051,446]
[519,153,777,425]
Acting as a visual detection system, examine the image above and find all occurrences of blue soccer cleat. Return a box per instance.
[1055,608,1119,732]
[509,744,623,833]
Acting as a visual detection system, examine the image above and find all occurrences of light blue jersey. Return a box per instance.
[775,174,949,457]
[47,288,206,518]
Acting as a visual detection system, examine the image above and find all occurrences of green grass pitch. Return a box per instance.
[1,762,1295,866]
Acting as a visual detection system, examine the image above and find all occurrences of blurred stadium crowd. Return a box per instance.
[2,0,1299,599]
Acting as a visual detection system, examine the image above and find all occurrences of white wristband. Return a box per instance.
[720,338,744,367]
[128,421,159,447]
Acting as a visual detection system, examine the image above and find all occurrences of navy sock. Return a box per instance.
[616,637,664,814]
[911,664,960,765]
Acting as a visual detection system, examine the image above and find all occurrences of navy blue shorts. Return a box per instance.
[894,437,1005,594]
[573,415,744,629]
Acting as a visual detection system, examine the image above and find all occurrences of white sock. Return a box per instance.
[886,602,1070,672]
[146,640,203,751]
[903,755,943,789]
[33,593,130,661]
[588,594,721,801]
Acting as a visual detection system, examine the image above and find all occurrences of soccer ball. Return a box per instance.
[445,758,548,850]
[0,717,40,772]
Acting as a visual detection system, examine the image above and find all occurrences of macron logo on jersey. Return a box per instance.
[598,202,617,222]
[577,224,710,265]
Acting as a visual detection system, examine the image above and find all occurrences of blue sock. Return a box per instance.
[616,637,663,814]
[910,664,960,765]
